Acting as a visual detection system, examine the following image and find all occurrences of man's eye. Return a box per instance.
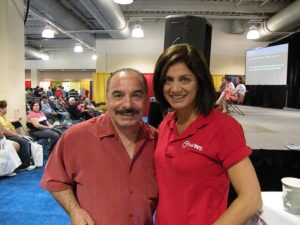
[112,93,122,98]
[132,93,143,100]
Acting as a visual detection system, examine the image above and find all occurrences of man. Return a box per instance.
[67,97,92,121]
[40,95,58,123]
[40,68,158,225]
[48,96,70,122]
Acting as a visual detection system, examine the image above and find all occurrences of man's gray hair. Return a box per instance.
[68,97,75,103]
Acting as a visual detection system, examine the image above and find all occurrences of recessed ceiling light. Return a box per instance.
[113,0,133,5]
[74,43,83,53]
[42,26,54,38]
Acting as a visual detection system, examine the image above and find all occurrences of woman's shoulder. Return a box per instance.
[28,111,45,118]
[212,109,242,129]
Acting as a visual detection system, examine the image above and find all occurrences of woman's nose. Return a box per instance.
[170,81,181,93]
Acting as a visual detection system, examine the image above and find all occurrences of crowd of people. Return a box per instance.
[2,44,260,225]
[1,86,102,177]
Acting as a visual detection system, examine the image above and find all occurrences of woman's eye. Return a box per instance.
[164,77,172,84]
[180,77,190,83]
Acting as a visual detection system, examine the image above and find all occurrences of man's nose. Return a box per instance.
[123,95,133,107]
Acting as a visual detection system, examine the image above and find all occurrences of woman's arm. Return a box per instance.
[212,157,262,225]
[30,118,51,129]
[2,126,18,136]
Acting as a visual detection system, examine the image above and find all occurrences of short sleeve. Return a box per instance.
[218,118,252,170]
[40,134,75,192]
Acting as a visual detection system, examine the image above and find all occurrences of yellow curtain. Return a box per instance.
[80,80,91,97]
[93,72,110,103]
[212,74,224,91]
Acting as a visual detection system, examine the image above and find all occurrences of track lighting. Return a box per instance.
[247,25,260,40]
[74,43,83,53]
[131,24,144,38]
[42,25,54,38]
[92,54,97,60]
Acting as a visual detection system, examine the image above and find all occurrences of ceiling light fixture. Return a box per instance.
[39,50,49,61]
[247,25,260,40]
[42,26,54,38]
[92,54,97,60]
[131,24,144,38]
[41,54,49,61]
[74,43,83,53]
[113,0,133,5]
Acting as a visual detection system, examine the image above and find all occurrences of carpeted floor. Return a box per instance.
[0,166,69,225]
[230,106,300,150]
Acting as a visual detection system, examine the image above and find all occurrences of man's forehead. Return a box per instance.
[110,72,143,89]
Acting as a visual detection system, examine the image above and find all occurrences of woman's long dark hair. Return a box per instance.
[153,44,216,116]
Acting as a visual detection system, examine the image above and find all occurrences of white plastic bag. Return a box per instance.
[0,137,22,176]
[30,142,43,167]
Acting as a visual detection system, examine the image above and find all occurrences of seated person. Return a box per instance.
[27,101,63,152]
[216,75,235,106]
[57,95,67,110]
[223,76,246,113]
[0,100,36,171]
[216,76,226,99]
[0,129,22,177]
[78,97,101,118]
[40,95,58,123]
[48,96,70,122]
[67,97,92,121]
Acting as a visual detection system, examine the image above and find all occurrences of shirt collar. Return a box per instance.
[166,109,216,133]
[97,112,155,140]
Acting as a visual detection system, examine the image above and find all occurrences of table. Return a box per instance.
[260,192,300,225]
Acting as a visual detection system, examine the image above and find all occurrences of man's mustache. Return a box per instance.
[116,108,140,115]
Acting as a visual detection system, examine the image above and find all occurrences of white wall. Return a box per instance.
[25,50,96,70]
[25,70,94,81]
[26,19,269,76]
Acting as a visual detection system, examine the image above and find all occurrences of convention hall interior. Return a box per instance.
[1,0,300,224]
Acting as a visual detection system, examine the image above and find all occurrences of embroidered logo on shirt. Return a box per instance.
[182,140,203,151]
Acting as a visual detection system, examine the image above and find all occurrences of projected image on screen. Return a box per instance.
[245,43,288,85]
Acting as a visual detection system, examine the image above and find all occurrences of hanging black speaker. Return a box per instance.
[164,15,212,67]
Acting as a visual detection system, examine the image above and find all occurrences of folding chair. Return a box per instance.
[227,93,246,116]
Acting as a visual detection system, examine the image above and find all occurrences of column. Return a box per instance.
[0,0,26,121]
[31,69,39,88]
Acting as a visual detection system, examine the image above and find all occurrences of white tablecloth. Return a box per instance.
[260,192,300,225]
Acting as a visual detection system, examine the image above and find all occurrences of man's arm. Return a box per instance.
[51,189,95,225]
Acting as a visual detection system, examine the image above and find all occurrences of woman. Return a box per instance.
[0,124,21,177]
[223,76,247,113]
[216,75,235,110]
[153,44,262,225]
[0,100,35,171]
[27,101,63,151]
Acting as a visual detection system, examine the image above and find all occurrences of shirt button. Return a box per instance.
[130,190,133,194]
[129,214,133,218]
